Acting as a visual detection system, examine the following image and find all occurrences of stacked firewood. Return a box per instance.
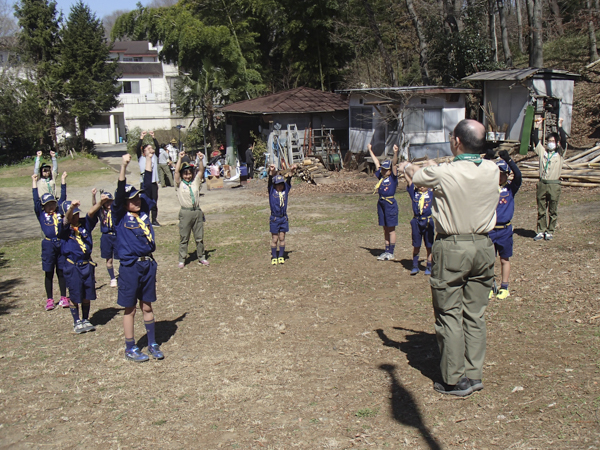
[518,145,600,187]
[291,158,330,184]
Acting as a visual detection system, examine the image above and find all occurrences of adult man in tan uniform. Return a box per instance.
[404,119,499,397]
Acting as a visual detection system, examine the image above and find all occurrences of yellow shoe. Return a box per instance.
[496,288,510,300]
[271,258,278,265]
[278,257,285,265]
[489,290,494,299]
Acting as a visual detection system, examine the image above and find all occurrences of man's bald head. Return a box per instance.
[453,119,486,155]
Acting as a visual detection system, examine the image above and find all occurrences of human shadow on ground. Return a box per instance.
[376,327,440,383]
[90,307,122,326]
[359,246,383,257]
[513,228,537,239]
[398,259,414,271]
[379,364,442,450]
[0,278,21,316]
[137,313,187,348]
[184,248,216,265]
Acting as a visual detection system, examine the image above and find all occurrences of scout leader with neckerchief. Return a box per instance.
[405,119,499,397]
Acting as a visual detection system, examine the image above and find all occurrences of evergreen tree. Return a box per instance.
[60,1,120,150]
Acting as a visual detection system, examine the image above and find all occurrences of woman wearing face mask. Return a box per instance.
[531,117,566,241]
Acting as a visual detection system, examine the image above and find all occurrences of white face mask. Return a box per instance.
[547,142,556,151]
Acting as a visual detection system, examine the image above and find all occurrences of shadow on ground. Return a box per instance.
[379,364,442,450]
[137,313,187,348]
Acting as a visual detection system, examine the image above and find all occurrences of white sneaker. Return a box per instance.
[81,319,96,332]
[377,252,389,261]
[385,253,395,261]
[110,278,118,288]
[533,232,545,241]
[73,320,87,334]
[544,232,553,241]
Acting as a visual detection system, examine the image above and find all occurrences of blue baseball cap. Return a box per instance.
[381,160,392,170]
[103,192,114,200]
[60,201,81,216]
[40,193,57,205]
[273,174,285,184]
[496,160,511,174]
[123,184,141,199]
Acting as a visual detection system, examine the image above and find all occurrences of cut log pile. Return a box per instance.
[518,145,600,187]
[290,158,331,184]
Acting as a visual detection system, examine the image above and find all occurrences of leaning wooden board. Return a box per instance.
[519,105,535,155]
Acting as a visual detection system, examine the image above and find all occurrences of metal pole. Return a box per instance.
[202,104,207,158]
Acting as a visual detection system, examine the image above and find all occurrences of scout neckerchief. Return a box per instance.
[49,212,58,235]
[182,179,196,206]
[373,170,390,194]
[542,150,557,178]
[418,192,426,215]
[71,226,87,254]
[278,191,285,207]
[453,153,482,165]
[131,213,153,243]
[104,208,112,229]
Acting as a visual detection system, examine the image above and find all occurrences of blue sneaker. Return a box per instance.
[410,266,419,275]
[148,343,164,360]
[125,346,149,362]
[424,266,432,276]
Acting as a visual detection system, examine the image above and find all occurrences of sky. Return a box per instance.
[49,0,142,20]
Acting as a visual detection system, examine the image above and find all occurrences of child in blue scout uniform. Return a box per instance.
[32,172,69,311]
[113,153,163,362]
[268,164,297,265]
[59,199,103,334]
[488,150,522,300]
[92,189,119,288]
[367,144,399,260]
[34,150,59,197]
[399,161,435,275]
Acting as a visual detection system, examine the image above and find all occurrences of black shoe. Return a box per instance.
[152,221,161,227]
[468,378,484,391]
[433,377,473,397]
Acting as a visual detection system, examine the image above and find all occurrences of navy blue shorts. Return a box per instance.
[100,233,119,260]
[411,217,434,248]
[489,225,513,259]
[117,259,157,307]
[41,238,63,272]
[377,199,398,227]
[270,215,289,234]
[63,261,96,303]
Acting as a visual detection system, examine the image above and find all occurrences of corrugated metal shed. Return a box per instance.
[220,87,348,114]
[337,86,479,95]
[463,68,580,81]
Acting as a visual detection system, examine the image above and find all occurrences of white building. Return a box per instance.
[85,41,192,144]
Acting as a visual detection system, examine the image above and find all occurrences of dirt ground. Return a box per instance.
[1,163,600,449]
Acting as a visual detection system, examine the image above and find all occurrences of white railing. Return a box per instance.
[118,92,171,104]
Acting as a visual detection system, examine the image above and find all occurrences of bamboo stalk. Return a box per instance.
[564,145,600,162]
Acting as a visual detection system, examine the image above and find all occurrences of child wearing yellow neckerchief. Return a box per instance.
[367,144,399,261]
[92,189,119,288]
[59,199,103,334]
[267,164,298,265]
[174,151,207,269]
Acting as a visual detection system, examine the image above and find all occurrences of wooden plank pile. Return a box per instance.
[290,158,331,184]
[518,145,600,187]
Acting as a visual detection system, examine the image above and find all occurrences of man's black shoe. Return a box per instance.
[152,221,161,227]
[433,377,473,397]
[469,378,484,392]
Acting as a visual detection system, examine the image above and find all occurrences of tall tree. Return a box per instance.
[14,0,63,147]
[497,0,512,66]
[526,0,543,67]
[588,0,599,63]
[515,0,525,54]
[549,0,564,36]
[362,0,396,86]
[488,0,498,63]
[405,0,430,84]
[60,1,120,150]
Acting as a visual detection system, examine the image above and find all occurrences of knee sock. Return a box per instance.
[107,267,115,280]
[278,246,285,258]
[389,244,395,255]
[501,282,509,290]
[56,269,67,297]
[144,319,156,345]
[81,302,90,320]
[125,338,135,351]
[426,261,432,270]
[70,306,80,324]
[271,247,277,258]
[44,271,53,299]
[385,244,390,253]
[412,255,419,268]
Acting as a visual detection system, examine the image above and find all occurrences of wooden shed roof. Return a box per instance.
[220,87,348,114]
[463,68,580,81]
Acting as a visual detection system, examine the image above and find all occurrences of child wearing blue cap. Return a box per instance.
[367,144,399,260]
[113,153,163,362]
[59,199,103,333]
[267,164,297,265]
[32,171,69,311]
[489,150,522,299]
[92,188,119,287]
[399,161,435,275]
[34,150,59,197]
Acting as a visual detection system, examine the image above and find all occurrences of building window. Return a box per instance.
[121,81,140,94]
[350,107,373,130]
[402,108,443,133]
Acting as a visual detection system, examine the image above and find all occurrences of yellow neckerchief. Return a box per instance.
[418,192,426,215]
[183,179,196,205]
[71,226,87,254]
[105,208,112,229]
[278,191,285,207]
[48,212,58,235]
[130,213,153,243]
